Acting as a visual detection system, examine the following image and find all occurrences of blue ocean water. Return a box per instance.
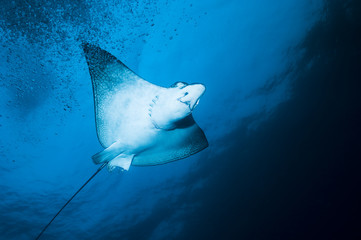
[0,0,360,239]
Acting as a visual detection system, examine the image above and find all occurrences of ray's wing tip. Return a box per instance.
[80,41,89,51]
[204,138,209,148]
[81,42,97,55]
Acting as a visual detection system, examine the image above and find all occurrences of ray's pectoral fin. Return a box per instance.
[92,141,122,164]
[92,141,134,171]
[107,154,134,172]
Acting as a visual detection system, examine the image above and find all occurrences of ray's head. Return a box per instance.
[171,81,205,111]
[149,82,206,130]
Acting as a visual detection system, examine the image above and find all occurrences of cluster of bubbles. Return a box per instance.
[0,0,200,117]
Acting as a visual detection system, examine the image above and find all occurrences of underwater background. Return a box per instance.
[0,0,360,239]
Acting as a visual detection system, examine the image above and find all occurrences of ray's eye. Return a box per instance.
[184,92,189,96]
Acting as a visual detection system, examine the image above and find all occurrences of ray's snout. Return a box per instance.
[194,84,206,96]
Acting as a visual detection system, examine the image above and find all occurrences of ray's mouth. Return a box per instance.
[178,83,205,111]
[192,98,200,110]
[179,97,200,111]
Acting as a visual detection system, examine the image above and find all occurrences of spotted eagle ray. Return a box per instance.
[35,43,208,239]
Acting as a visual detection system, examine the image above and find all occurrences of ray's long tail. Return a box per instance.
[35,162,108,240]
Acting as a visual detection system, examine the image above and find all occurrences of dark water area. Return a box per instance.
[0,0,360,239]
[178,1,361,239]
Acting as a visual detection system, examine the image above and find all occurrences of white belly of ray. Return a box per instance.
[93,80,162,170]
[103,84,158,146]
